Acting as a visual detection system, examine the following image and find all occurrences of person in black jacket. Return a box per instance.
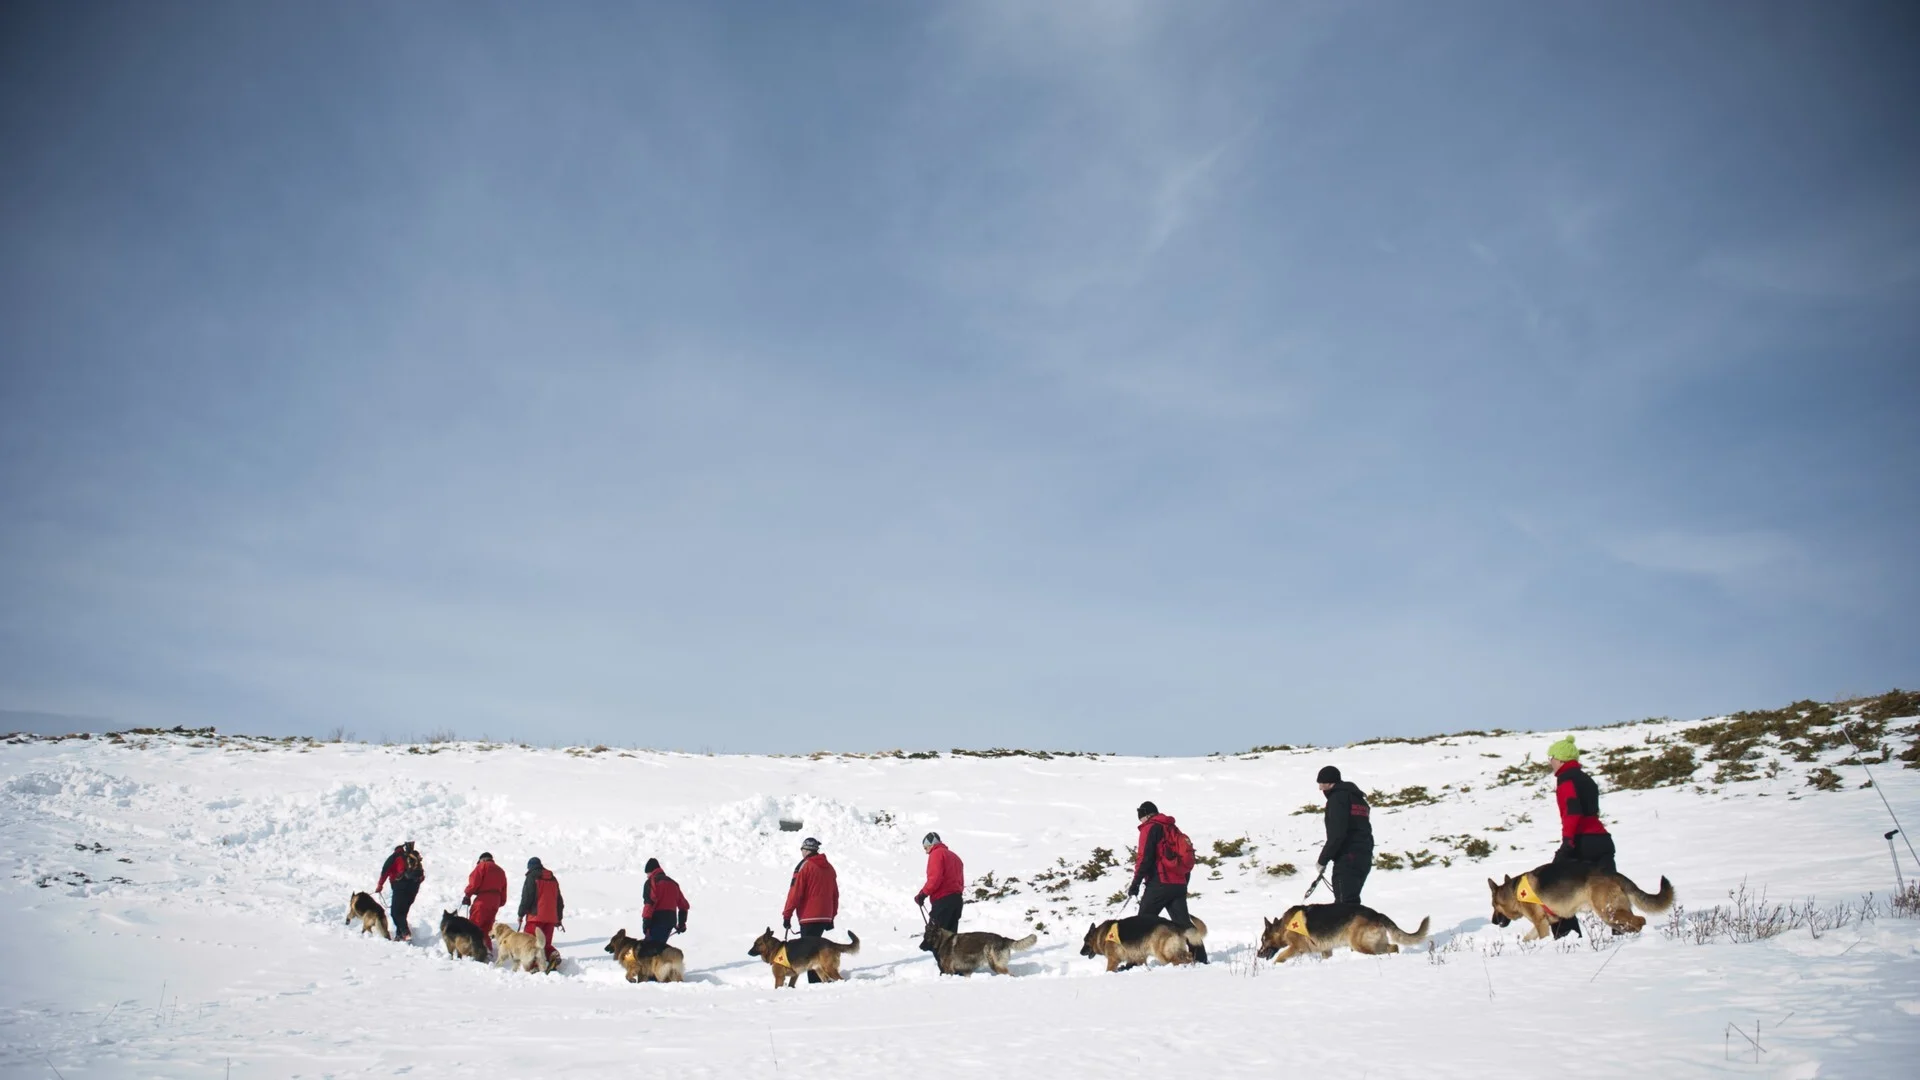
[1315,767,1374,904]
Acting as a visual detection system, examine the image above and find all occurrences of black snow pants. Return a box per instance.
[928,893,963,933]
[1331,850,1371,905]
[390,881,419,940]
[1139,882,1207,963]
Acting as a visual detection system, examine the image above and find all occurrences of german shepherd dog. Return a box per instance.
[491,922,557,973]
[917,924,1038,976]
[439,910,489,961]
[1489,861,1675,939]
[346,892,391,940]
[603,928,686,983]
[1256,904,1431,963]
[1079,914,1208,972]
[747,928,860,988]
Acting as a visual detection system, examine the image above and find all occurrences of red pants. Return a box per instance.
[523,919,560,963]
[469,897,502,933]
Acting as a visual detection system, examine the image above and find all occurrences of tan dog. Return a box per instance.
[1489,861,1675,939]
[1256,903,1430,963]
[747,928,860,988]
[491,922,557,973]
[346,892,391,940]
[917,924,1038,976]
[1078,914,1207,972]
[603,928,685,983]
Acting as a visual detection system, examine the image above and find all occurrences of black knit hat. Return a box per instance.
[527,856,542,872]
[1136,801,1158,818]
[1316,765,1341,784]
[644,857,660,873]
[478,852,493,861]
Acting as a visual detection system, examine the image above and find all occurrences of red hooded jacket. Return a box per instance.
[642,869,689,920]
[919,842,964,901]
[464,860,507,906]
[783,853,839,925]
[1134,813,1191,887]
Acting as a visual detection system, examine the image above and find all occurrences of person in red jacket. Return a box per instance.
[782,837,839,983]
[1546,736,1615,938]
[641,857,689,944]
[517,856,564,966]
[1126,802,1206,963]
[375,841,424,941]
[914,832,965,933]
[461,852,507,933]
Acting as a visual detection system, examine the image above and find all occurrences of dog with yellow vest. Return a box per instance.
[1079,913,1208,972]
[1256,903,1431,963]
[747,926,860,988]
[1488,861,1674,940]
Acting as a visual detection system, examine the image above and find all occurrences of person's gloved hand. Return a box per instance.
[676,915,687,934]
[1126,882,1140,899]
[914,892,926,905]
[782,916,792,933]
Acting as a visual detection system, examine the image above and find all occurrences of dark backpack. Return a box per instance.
[401,849,425,885]
[1155,820,1196,884]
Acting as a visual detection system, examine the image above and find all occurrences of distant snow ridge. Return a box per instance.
[3,765,142,804]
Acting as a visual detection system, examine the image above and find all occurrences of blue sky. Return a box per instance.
[2,1,1915,752]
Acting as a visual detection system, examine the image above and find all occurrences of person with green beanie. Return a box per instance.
[1547,735,1615,938]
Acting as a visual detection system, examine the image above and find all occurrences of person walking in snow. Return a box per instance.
[1126,802,1206,963]
[914,832,965,933]
[641,858,689,944]
[461,851,507,933]
[783,837,839,982]
[1546,735,1615,937]
[518,857,565,967]
[1315,767,1374,905]
[376,840,425,941]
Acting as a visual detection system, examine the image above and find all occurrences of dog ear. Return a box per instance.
[1488,878,1497,890]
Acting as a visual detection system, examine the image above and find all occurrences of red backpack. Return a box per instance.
[1155,818,1196,885]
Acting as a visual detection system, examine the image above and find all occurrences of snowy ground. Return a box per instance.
[4,713,1918,1079]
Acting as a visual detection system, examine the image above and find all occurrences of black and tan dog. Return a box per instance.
[440,910,489,961]
[346,891,391,940]
[917,924,1038,976]
[747,928,860,988]
[604,928,686,983]
[1256,903,1430,963]
[1489,861,1674,939]
[1079,914,1208,972]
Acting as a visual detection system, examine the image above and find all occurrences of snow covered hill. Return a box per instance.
[5,694,1919,1078]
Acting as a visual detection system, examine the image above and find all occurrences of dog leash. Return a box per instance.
[1304,865,1328,901]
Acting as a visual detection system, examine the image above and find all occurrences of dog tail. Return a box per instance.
[1387,915,1431,946]
[1182,915,1208,945]
[841,931,860,954]
[1622,874,1675,913]
[1010,933,1038,952]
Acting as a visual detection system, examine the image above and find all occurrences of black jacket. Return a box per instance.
[1318,781,1374,864]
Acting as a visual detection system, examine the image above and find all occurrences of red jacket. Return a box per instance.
[919,842,964,901]
[464,860,507,906]
[643,869,689,920]
[529,870,563,925]
[1134,813,1190,886]
[377,850,407,891]
[1555,760,1609,841]
[783,853,839,925]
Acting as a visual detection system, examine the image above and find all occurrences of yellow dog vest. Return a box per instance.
[1105,923,1122,946]
[772,945,790,968]
[1514,874,1561,918]
[1285,909,1310,937]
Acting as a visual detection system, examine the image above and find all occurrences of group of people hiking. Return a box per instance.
[367,734,1618,968]
[1313,736,1617,938]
